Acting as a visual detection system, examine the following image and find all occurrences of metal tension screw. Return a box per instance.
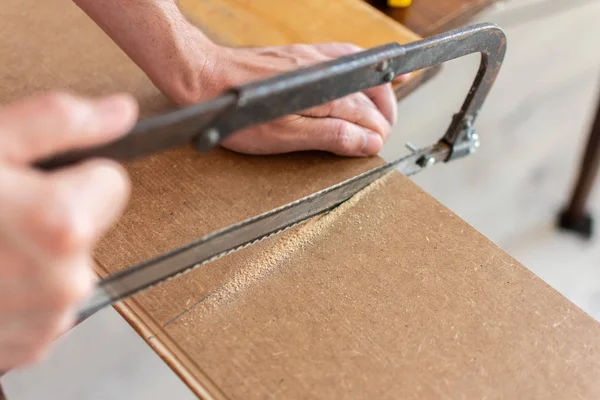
[405,142,418,154]
[383,71,395,82]
[417,155,435,168]
[467,132,480,154]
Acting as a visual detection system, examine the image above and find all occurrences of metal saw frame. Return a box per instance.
[35,23,507,174]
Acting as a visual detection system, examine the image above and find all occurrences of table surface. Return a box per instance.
[177,0,439,101]
[366,0,499,36]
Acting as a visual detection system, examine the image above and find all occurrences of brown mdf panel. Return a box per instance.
[366,0,499,37]
[4,0,600,399]
[163,172,600,400]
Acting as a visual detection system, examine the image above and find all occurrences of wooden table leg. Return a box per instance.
[0,381,7,400]
[558,93,600,238]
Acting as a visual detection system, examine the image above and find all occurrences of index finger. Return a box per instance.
[0,91,138,165]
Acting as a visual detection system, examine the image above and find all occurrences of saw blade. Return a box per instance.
[76,143,449,322]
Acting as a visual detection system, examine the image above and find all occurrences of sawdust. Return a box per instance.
[199,171,397,311]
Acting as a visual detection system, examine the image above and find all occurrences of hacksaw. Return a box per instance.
[34,22,507,323]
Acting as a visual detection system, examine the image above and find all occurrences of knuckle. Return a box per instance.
[51,199,90,255]
[290,43,311,53]
[89,160,130,191]
[37,92,83,128]
[327,99,341,116]
[332,121,361,154]
[26,196,91,256]
[338,42,362,53]
[355,94,391,135]
[369,115,390,138]
[70,273,94,305]
[68,266,94,303]
[330,96,359,121]
[330,97,352,117]
[169,87,202,106]
[44,283,83,313]
[343,95,361,114]
[290,44,323,61]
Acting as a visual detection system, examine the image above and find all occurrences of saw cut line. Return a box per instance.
[187,171,396,315]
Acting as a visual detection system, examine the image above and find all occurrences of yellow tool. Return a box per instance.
[388,0,412,7]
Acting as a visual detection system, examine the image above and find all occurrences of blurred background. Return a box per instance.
[4,0,600,398]
[384,0,600,319]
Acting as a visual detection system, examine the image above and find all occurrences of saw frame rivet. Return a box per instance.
[376,60,389,72]
[206,128,221,145]
[383,71,395,82]
[194,128,221,151]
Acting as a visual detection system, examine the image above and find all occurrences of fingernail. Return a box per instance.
[361,131,383,156]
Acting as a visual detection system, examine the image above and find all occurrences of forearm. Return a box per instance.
[74,0,218,102]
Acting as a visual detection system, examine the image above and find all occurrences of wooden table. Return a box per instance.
[365,0,500,36]
[0,1,502,399]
